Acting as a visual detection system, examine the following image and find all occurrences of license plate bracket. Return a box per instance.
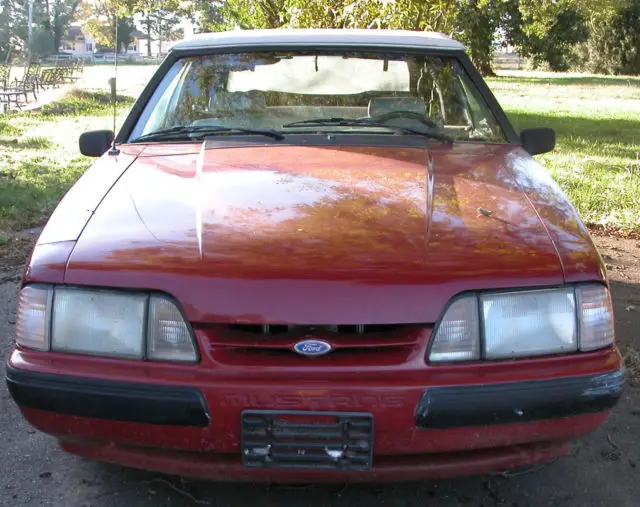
[241,410,373,470]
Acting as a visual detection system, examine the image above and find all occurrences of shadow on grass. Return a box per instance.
[38,90,136,117]
[506,109,640,232]
[489,75,640,87]
[0,137,54,150]
[505,110,640,161]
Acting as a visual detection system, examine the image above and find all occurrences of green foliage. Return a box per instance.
[47,0,87,53]
[456,0,501,76]
[575,0,640,75]
[146,8,183,53]
[501,0,589,71]
[0,0,87,58]
[27,27,55,57]
[0,0,15,62]
[0,121,22,136]
[84,14,136,51]
[195,0,605,75]
[201,0,458,32]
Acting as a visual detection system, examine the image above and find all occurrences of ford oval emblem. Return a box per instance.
[294,339,332,356]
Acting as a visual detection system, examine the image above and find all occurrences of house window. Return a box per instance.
[86,43,93,52]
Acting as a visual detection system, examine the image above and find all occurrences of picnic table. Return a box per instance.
[0,59,84,110]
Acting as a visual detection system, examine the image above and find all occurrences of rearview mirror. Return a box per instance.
[520,128,555,156]
[79,130,114,157]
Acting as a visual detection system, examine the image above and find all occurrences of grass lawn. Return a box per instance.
[0,90,135,247]
[487,71,640,233]
[0,69,639,251]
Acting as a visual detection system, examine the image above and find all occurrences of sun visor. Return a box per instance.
[227,56,410,95]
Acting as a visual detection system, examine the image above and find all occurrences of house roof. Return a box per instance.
[130,30,149,39]
[63,26,84,41]
[172,29,465,52]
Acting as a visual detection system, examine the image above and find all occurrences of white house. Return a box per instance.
[59,25,96,56]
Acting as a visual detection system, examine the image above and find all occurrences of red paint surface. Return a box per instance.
[57,438,569,483]
[12,140,617,480]
[31,142,602,325]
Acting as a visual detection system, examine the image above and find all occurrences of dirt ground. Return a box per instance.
[0,234,639,507]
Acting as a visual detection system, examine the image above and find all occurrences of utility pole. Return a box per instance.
[27,0,34,57]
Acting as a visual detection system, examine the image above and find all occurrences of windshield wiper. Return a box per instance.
[131,125,285,143]
[282,118,453,144]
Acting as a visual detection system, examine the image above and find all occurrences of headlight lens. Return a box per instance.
[482,288,577,359]
[14,285,198,363]
[577,284,614,351]
[52,288,147,359]
[15,285,51,351]
[429,297,480,362]
[147,296,197,362]
[430,284,614,362]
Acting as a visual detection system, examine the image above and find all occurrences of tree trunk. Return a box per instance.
[53,15,62,53]
[43,0,52,31]
[476,59,496,77]
[146,16,151,56]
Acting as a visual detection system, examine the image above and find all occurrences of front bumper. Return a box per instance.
[6,353,624,482]
[7,365,623,429]
[416,369,624,428]
[6,366,210,427]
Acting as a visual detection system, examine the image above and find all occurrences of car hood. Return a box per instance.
[65,141,572,324]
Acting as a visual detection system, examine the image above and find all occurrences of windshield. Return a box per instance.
[130,51,506,142]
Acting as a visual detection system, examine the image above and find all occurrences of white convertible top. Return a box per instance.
[172,28,465,52]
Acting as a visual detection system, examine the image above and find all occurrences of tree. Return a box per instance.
[189,0,224,31]
[84,16,135,51]
[574,0,640,75]
[136,0,183,54]
[0,0,17,61]
[202,0,457,32]
[41,0,86,53]
[1,0,90,57]
[501,0,589,70]
[147,8,183,54]
[455,0,502,76]
[608,0,640,74]
[83,0,137,51]
[190,0,606,74]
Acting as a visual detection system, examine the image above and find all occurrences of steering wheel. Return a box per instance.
[372,110,440,129]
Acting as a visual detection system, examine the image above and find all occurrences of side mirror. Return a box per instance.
[79,130,114,157]
[520,128,556,156]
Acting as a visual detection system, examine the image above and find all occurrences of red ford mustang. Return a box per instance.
[7,29,623,483]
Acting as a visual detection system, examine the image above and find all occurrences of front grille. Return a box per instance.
[207,323,425,353]
[228,324,402,335]
[196,323,430,364]
[241,410,373,470]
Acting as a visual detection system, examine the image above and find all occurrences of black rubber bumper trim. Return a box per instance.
[6,365,210,427]
[415,368,624,429]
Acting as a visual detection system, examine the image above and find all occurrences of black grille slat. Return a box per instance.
[229,324,401,336]
[241,410,373,470]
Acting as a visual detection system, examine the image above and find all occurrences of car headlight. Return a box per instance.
[14,285,198,362]
[429,284,614,362]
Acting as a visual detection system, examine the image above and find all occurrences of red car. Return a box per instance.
[7,29,623,483]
